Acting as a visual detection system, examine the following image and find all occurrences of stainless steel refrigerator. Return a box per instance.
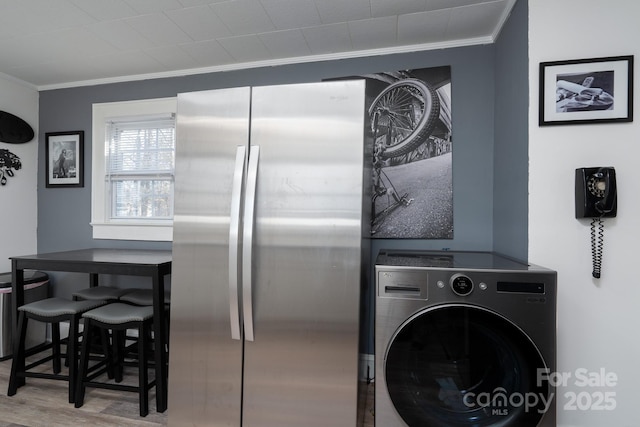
[168,80,369,427]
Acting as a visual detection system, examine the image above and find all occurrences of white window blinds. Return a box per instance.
[106,114,175,220]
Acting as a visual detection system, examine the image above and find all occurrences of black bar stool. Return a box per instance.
[7,297,107,403]
[71,286,131,367]
[120,288,171,353]
[75,302,156,417]
[72,286,130,302]
[119,288,171,306]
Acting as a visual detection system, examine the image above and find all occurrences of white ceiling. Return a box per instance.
[0,0,516,90]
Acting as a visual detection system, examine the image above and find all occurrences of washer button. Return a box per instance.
[450,274,473,296]
[479,282,488,291]
[437,280,445,289]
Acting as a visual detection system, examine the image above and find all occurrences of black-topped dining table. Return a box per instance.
[10,248,172,412]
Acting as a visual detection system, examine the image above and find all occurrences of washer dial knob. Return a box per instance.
[450,274,473,296]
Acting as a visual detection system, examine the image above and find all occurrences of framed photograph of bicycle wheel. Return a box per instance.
[539,55,633,126]
[45,130,84,188]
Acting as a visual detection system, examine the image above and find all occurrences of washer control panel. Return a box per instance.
[450,273,473,296]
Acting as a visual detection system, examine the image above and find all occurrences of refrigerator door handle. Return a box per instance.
[228,145,246,341]
[242,145,259,342]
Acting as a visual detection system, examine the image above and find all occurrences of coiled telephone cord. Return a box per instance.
[590,217,604,278]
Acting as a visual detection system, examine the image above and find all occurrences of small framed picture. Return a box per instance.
[45,130,84,188]
[539,55,633,126]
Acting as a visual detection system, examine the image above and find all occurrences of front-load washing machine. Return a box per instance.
[375,250,556,427]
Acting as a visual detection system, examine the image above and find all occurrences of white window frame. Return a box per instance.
[92,97,177,241]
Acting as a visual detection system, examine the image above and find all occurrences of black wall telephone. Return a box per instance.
[575,167,617,278]
[575,167,617,218]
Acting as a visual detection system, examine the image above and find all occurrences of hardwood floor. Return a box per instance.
[0,354,375,427]
[358,380,375,427]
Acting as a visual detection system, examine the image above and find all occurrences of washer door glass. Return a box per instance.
[385,305,551,427]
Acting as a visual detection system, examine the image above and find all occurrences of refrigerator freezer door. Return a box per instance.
[169,87,250,426]
[241,81,366,427]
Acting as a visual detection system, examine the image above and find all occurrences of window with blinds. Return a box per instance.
[106,114,175,220]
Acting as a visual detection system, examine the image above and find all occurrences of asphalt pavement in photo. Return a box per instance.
[372,152,453,239]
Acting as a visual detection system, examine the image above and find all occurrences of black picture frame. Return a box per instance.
[539,55,633,126]
[45,130,84,188]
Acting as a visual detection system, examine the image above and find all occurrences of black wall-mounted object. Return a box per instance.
[0,111,34,144]
[0,149,22,185]
[575,167,617,218]
[575,167,617,279]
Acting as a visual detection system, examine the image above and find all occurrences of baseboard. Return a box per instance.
[359,353,375,382]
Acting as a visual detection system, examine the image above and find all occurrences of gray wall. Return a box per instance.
[39,46,498,258]
[368,48,496,259]
[493,0,529,261]
[39,12,526,353]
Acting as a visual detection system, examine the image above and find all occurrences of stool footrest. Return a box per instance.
[24,354,56,372]
[24,342,54,358]
[19,371,68,382]
[84,379,156,394]
[86,366,111,382]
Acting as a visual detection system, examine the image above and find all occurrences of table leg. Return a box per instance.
[153,272,168,412]
[11,262,26,387]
